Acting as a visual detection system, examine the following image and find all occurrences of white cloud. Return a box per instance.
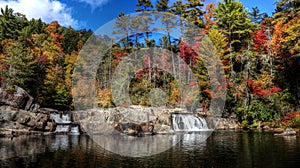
[76,0,109,10]
[0,0,83,29]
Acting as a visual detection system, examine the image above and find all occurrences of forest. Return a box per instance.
[0,0,299,128]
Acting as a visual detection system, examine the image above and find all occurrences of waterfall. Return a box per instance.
[70,125,80,135]
[48,112,80,135]
[55,125,70,133]
[50,112,72,124]
[172,113,208,131]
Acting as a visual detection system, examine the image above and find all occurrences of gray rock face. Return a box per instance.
[2,108,47,130]
[214,118,242,130]
[0,102,81,136]
[0,86,81,136]
[1,106,24,121]
[76,106,186,135]
[154,124,173,133]
[0,85,33,110]
[18,112,49,130]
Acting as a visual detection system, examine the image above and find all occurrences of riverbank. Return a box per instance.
[1,104,298,138]
[1,85,298,138]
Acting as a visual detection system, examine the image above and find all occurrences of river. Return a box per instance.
[0,131,299,168]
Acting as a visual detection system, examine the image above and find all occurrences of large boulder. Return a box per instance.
[0,85,34,110]
[17,112,49,130]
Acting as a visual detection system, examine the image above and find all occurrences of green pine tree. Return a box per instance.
[136,0,154,12]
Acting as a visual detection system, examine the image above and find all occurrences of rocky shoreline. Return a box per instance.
[0,105,80,137]
[0,103,241,138]
[0,85,298,138]
[0,85,79,137]
[2,103,293,138]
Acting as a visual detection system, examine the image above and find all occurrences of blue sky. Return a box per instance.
[0,0,277,31]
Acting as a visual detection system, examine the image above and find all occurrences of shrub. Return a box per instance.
[283,111,300,128]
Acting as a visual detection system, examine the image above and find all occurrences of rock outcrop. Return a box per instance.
[0,106,82,137]
[75,106,220,135]
[0,85,81,137]
[274,128,297,136]
[214,118,242,130]
[76,106,180,135]
[0,106,58,137]
[0,85,34,110]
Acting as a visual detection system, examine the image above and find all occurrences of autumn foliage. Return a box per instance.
[0,0,299,128]
[248,79,282,97]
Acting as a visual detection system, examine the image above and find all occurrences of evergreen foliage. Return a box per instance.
[0,0,299,128]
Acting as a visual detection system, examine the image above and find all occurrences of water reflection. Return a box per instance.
[181,131,212,150]
[0,136,46,160]
[50,135,74,151]
[0,131,300,168]
[92,134,182,157]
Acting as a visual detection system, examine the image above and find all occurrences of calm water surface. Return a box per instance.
[0,131,300,168]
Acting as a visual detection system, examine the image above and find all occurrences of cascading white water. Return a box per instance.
[50,112,72,124]
[70,125,80,135]
[48,112,80,134]
[55,125,70,133]
[172,113,208,131]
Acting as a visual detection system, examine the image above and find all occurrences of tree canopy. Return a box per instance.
[0,0,299,128]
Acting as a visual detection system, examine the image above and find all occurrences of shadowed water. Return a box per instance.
[1,131,300,168]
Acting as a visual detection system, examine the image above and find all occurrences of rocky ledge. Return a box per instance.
[0,85,80,137]
[274,128,297,136]
[6,85,294,138]
[0,105,80,137]
[75,106,175,136]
